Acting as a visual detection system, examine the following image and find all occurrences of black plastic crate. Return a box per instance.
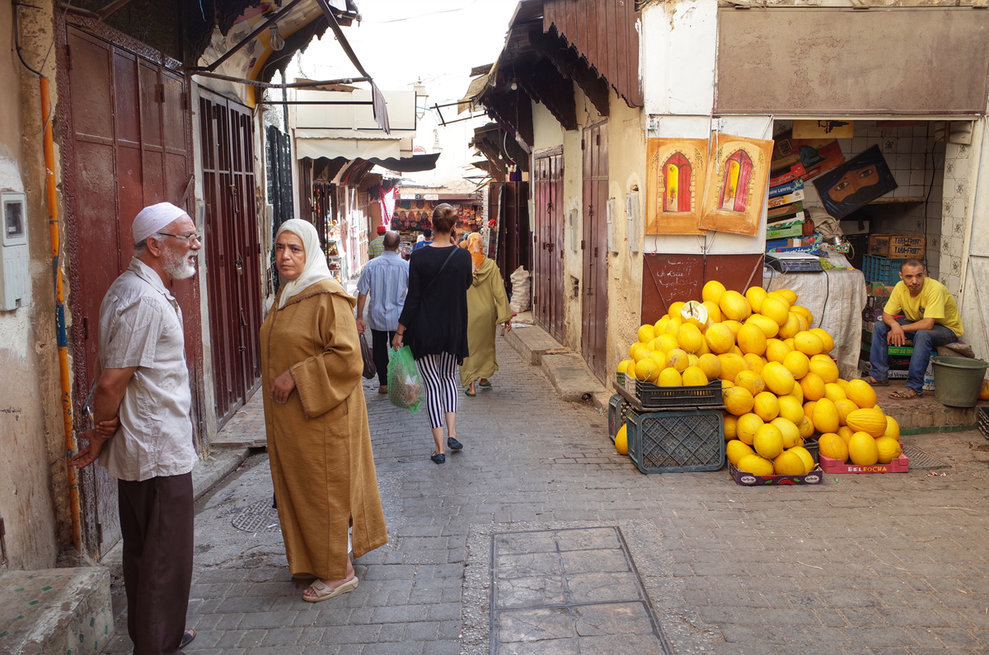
[978,406,989,440]
[607,394,633,443]
[626,409,724,474]
[635,379,723,409]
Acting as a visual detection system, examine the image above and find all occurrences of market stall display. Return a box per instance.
[613,280,905,483]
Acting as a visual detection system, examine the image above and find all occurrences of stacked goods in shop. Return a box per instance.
[616,280,901,473]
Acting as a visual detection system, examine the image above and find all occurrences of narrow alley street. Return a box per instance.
[104,335,989,655]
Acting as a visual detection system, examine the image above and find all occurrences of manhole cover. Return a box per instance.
[902,444,950,469]
[231,499,282,533]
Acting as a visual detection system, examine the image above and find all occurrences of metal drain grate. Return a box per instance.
[231,499,282,533]
[902,444,951,470]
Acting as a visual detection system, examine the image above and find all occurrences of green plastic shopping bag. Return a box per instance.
[387,346,422,413]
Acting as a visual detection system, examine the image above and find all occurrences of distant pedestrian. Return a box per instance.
[460,232,513,396]
[368,224,387,259]
[72,201,201,654]
[412,227,433,252]
[261,219,388,602]
[357,231,410,395]
[392,204,473,464]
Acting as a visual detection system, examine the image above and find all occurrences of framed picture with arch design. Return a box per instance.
[699,133,774,236]
[645,138,708,235]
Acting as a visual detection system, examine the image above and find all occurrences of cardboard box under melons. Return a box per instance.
[819,451,909,474]
[729,462,824,486]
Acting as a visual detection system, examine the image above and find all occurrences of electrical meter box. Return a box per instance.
[1,192,30,310]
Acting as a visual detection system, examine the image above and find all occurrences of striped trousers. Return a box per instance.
[416,352,460,429]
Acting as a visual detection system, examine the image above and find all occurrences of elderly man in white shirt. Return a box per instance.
[73,202,201,655]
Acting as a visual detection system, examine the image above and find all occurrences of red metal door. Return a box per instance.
[581,122,609,381]
[199,89,263,425]
[533,149,565,342]
[62,26,197,557]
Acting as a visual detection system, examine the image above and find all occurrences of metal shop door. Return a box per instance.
[63,26,196,557]
[199,89,263,426]
[533,149,565,343]
[581,122,609,382]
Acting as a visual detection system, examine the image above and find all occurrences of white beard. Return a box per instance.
[164,248,197,280]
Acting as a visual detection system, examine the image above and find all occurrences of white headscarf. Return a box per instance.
[275,219,333,309]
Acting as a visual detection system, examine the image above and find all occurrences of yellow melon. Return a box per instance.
[762,361,796,396]
[789,445,816,474]
[765,339,792,364]
[794,330,825,356]
[726,438,754,466]
[788,381,804,404]
[790,304,814,325]
[682,366,709,386]
[744,286,768,313]
[664,316,683,335]
[653,315,670,334]
[980,377,989,401]
[634,358,660,382]
[778,395,805,424]
[782,350,810,380]
[737,324,768,356]
[666,348,689,373]
[617,359,633,374]
[697,353,722,381]
[772,288,798,305]
[778,312,802,339]
[637,323,656,344]
[649,350,668,369]
[760,295,791,327]
[718,353,748,383]
[629,342,648,362]
[615,424,629,455]
[818,432,849,462]
[723,414,738,440]
[773,450,806,475]
[771,417,801,449]
[704,323,735,354]
[720,290,752,321]
[837,425,855,444]
[812,397,840,433]
[753,391,781,422]
[875,436,902,464]
[797,415,816,439]
[809,354,839,383]
[834,398,859,425]
[702,300,723,324]
[845,379,878,409]
[883,416,901,439]
[803,400,817,421]
[723,385,755,416]
[800,372,826,401]
[809,328,835,353]
[754,423,784,459]
[848,431,880,465]
[677,323,705,354]
[746,314,780,338]
[823,382,847,404]
[702,280,727,304]
[734,370,766,396]
[846,408,888,438]
[657,367,683,387]
[736,413,764,445]
[667,301,685,321]
[736,453,775,476]
[743,353,767,375]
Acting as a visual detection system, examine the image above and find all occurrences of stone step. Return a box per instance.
[0,567,112,655]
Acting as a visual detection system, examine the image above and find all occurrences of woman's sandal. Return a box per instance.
[303,576,359,602]
[478,378,491,388]
[862,375,889,386]
[889,388,922,399]
[464,386,476,397]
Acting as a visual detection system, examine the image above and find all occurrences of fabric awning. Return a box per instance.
[296,138,402,161]
[302,152,440,173]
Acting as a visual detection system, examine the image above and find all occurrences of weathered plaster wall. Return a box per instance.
[605,96,647,377]
[1,0,64,568]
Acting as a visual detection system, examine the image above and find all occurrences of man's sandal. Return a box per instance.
[862,375,889,386]
[303,576,359,602]
[889,388,922,399]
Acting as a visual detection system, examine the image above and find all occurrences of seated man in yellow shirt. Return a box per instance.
[866,259,963,399]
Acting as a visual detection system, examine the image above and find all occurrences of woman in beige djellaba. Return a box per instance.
[260,218,387,603]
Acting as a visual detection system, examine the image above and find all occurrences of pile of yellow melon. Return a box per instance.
[616,280,902,474]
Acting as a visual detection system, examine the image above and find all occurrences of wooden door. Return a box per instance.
[63,26,196,557]
[199,89,262,425]
[533,149,565,342]
[581,122,609,381]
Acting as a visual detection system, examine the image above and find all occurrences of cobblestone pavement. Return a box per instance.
[102,336,989,654]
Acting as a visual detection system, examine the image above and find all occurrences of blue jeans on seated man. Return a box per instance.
[869,318,958,392]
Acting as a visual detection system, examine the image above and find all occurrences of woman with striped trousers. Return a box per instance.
[392,204,473,464]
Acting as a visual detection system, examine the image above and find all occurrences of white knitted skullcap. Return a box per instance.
[132,202,188,244]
